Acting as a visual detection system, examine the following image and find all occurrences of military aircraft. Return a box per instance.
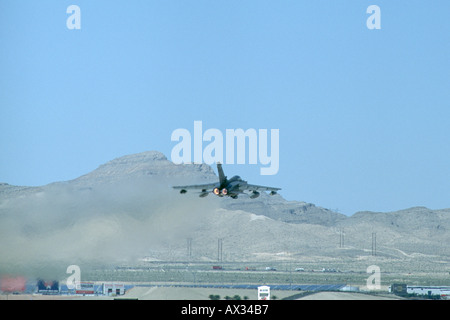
[173,163,281,199]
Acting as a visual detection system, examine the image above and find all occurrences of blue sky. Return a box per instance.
[1,1,449,215]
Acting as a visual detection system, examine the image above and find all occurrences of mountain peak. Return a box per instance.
[104,151,168,165]
[73,151,216,185]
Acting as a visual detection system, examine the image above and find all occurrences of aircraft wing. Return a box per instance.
[243,184,281,192]
[173,183,217,191]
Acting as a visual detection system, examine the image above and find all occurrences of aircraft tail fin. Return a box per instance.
[217,163,226,185]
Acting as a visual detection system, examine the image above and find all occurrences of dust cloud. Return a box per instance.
[0,178,218,279]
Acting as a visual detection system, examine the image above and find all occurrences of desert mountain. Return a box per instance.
[1,151,449,277]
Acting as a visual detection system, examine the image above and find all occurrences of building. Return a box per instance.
[103,283,125,296]
[258,286,270,300]
[407,286,450,299]
[390,283,407,296]
[76,282,95,295]
[37,279,60,294]
[390,284,450,299]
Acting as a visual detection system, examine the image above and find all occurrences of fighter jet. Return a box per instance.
[173,163,280,199]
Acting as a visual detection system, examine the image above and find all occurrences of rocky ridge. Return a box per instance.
[1,151,449,276]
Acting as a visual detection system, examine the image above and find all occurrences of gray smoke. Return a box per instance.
[0,177,218,279]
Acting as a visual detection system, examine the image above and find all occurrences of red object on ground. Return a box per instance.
[0,276,26,293]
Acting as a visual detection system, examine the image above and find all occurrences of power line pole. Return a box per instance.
[218,238,223,262]
[187,238,192,258]
[339,228,345,248]
[371,232,377,256]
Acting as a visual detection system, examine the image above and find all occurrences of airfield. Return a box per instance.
[0,287,400,300]
[2,258,449,300]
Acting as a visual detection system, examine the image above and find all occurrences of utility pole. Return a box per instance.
[371,232,377,256]
[218,238,223,262]
[187,238,192,258]
[339,228,345,248]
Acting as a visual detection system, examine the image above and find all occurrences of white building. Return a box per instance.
[258,286,270,300]
[103,283,125,296]
[407,286,450,298]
